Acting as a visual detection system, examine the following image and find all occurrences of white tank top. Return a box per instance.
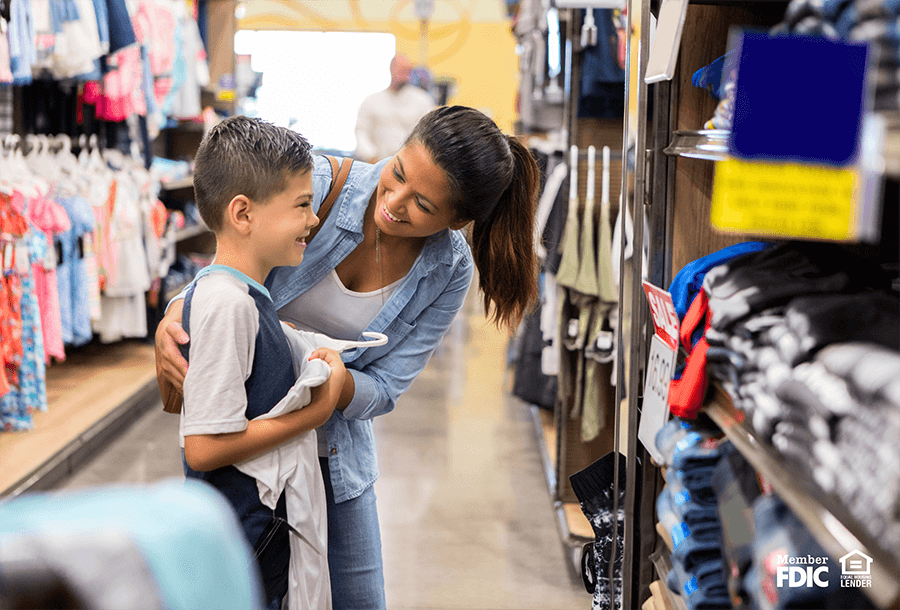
[279,270,402,340]
[278,270,403,457]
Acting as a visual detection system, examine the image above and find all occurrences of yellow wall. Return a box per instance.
[236,0,518,132]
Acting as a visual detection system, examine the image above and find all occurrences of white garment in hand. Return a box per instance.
[235,326,332,610]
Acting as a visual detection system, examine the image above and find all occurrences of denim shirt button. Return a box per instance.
[330,447,338,456]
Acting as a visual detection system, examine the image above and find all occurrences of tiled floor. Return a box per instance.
[59,301,591,609]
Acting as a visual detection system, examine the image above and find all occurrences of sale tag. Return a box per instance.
[638,334,678,464]
[642,282,680,351]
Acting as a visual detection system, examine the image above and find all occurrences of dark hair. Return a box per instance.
[192,115,313,231]
[407,106,539,331]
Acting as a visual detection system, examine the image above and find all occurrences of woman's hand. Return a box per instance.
[155,299,189,412]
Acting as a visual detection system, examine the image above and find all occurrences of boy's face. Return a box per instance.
[251,169,317,269]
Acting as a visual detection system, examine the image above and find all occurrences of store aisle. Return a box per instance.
[60,300,590,609]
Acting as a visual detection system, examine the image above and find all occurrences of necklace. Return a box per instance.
[375,226,385,306]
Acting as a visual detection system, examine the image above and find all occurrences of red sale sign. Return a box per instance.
[642,282,680,351]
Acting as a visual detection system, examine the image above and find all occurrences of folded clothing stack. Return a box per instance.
[695,0,900,129]
[696,242,900,557]
[655,418,733,610]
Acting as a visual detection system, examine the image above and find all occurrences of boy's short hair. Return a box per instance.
[192,116,314,231]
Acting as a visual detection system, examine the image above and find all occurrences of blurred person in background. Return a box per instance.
[354,53,436,163]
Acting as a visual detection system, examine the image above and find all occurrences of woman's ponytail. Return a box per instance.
[408,106,541,331]
[470,136,539,331]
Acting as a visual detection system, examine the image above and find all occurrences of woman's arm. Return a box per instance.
[340,252,474,421]
[185,348,346,471]
[155,298,188,393]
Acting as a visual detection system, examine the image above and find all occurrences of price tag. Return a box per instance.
[638,334,677,464]
[642,282,680,351]
[645,0,689,83]
[711,159,858,240]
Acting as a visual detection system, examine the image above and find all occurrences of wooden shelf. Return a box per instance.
[705,386,900,610]
[529,405,593,579]
[0,341,159,498]
[649,549,689,610]
[174,221,210,242]
[160,176,193,191]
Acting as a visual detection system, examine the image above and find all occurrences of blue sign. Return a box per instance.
[729,32,869,167]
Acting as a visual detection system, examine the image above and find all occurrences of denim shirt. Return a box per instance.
[266,155,475,503]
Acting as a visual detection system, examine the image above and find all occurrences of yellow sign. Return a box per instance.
[217,90,236,102]
[711,158,858,241]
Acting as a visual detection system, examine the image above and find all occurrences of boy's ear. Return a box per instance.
[226,195,253,234]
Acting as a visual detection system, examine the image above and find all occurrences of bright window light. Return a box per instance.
[234,30,396,153]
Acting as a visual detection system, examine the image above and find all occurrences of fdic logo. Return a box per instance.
[774,555,830,588]
[773,550,874,589]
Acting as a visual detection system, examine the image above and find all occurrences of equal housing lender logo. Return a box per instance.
[772,550,874,589]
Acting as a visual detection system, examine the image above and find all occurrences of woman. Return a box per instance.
[155,106,540,609]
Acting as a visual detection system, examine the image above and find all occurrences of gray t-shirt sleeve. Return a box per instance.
[180,275,259,441]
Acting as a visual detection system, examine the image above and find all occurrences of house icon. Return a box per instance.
[839,550,873,575]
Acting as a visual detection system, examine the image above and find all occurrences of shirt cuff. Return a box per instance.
[341,369,378,420]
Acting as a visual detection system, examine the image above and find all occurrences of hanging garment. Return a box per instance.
[168,4,208,120]
[57,196,94,346]
[535,160,568,263]
[94,173,151,343]
[595,147,617,304]
[8,0,36,85]
[23,192,70,363]
[575,150,600,297]
[580,303,617,441]
[556,147,581,289]
[0,233,48,431]
[0,31,15,85]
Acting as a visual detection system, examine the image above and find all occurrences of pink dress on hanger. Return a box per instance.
[19,191,70,363]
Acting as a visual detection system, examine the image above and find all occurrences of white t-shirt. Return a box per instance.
[354,84,436,161]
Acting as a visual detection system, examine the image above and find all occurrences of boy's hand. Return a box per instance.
[309,347,347,391]
[307,348,347,422]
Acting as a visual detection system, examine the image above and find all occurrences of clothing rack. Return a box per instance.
[518,5,628,579]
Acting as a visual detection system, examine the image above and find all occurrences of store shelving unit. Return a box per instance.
[705,386,900,609]
[174,220,209,242]
[528,405,594,580]
[663,129,729,160]
[160,176,194,191]
[649,549,689,610]
[614,0,900,607]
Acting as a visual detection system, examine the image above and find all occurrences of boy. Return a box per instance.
[179,116,344,610]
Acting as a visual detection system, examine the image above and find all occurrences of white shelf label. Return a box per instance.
[639,334,678,464]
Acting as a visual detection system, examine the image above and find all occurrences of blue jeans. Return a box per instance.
[320,458,386,610]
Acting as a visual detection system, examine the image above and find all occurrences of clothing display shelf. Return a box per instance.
[174,220,209,242]
[528,405,595,578]
[613,0,899,607]
[649,548,690,610]
[664,113,900,178]
[663,129,729,161]
[160,176,194,191]
[705,385,900,610]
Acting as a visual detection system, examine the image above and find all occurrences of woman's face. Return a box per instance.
[375,142,467,239]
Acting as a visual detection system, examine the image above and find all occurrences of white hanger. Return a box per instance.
[307,331,388,353]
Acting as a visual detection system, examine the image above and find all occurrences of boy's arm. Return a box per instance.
[185,348,346,472]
